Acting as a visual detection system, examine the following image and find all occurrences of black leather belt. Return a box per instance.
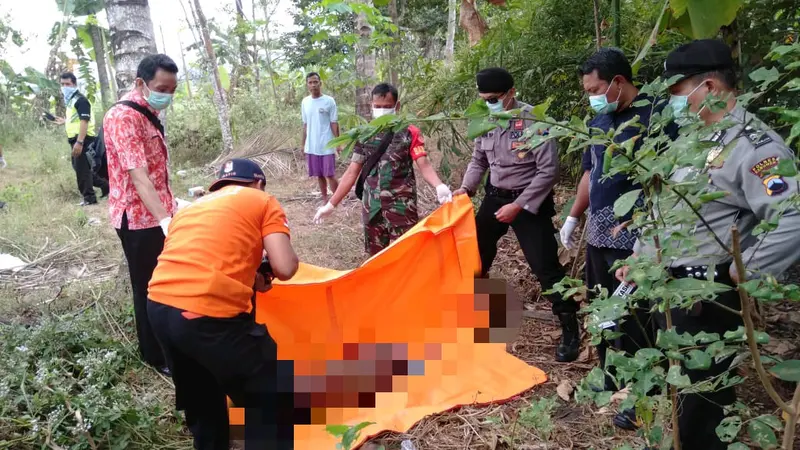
[486,185,524,199]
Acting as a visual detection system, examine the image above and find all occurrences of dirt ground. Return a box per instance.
[3,140,799,450]
[253,159,641,450]
[265,156,800,450]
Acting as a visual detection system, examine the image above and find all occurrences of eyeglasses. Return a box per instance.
[482,91,508,104]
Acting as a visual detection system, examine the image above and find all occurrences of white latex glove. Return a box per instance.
[159,217,172,237]
[0,157,6,169]
[175,198,192,211]
[436,184,453,204]
[313,202,335,224]
[560,216,580,249]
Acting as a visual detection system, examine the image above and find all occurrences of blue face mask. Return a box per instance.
[486,101,505,114]
[144,84,173,110]
[588,80,620,115]
[668,80,707,121]
[62,86,78,104]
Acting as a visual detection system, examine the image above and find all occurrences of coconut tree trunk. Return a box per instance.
[88,22,112,108]
[445,0,457,65]
[192,0,234,155]
[106,0,158,96]
[355,0,376,120]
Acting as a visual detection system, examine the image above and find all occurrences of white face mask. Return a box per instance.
[372,107,396,119]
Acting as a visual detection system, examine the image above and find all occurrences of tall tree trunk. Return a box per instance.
[252,0,261,94]
[106,0,158,96]
[177,33,193,100]
[260,0,280,105]
[230,0,250,98]
[106,45,118,97]
[234,0,251,68]
[611,0,621,47]
[387,0,399,87]
[592,0,602,50]
[192,0,234,155]
[445,0,457,65]
[178,0,200,45]
[88,22,112,109]
[459,0,487,46]
[355,1,376,120]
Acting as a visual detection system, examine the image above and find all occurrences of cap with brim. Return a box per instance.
[663,39,734,85]
[208,158,266,192]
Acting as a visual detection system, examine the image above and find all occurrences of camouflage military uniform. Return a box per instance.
[352,125,427,256]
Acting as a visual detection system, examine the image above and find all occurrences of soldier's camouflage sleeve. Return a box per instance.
[461,136,489,194]
[738,138,800,277]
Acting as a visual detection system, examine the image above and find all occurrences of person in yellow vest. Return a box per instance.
[54,72,109,206]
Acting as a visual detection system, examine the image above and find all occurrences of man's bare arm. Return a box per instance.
[129,168,170,221]
[329,162,362,206]
[414,156,444,188]
[262,233,299,280]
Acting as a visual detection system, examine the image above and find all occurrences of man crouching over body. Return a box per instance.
[147,158,302,450]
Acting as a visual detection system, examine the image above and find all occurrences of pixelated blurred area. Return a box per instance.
[473,278,523,345]
[226,197,548,448]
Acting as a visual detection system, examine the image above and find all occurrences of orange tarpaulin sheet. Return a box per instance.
[229,195,547,448]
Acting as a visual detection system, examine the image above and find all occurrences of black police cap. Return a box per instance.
[663,39,735,84]
[476,67,514,94]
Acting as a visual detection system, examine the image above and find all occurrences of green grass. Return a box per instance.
[0,117,192,449]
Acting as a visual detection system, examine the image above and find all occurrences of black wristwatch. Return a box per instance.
[76,140,84,146]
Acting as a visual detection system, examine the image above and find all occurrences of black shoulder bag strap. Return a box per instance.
[117,100,165,137]
[355,131,395,200]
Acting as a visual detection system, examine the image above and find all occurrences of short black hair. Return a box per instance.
[687,70,738,91]
[372,83,399,102]
[60,72,77,84]
[306,72,321,81]
[136,54,179,83]
[476,67,514,93]
[578,47,633,83]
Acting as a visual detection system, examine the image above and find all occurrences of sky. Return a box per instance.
[1,0,298,74]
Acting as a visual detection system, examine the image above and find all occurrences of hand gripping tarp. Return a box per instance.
[229,194,547,448]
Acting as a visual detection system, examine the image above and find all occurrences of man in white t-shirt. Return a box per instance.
[301,72,340,204]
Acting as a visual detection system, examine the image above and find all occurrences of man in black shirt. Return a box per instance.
[55,72,108,206]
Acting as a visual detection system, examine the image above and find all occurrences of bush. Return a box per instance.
[0,307,186,449]
[167,90,303,167]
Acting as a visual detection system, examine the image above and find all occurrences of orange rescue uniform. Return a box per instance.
[148,184,290,318]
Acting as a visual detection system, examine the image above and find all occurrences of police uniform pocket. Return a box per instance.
[481,139,495,152]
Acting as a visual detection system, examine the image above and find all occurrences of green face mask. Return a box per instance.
[668,80,707,121]
[144,84,173,110]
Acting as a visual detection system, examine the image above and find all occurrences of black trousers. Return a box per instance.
[654,272,741,450]
[476,194,576,314]
[68,136,108,203]
[586,245,656,390]
[116,213,166,367]
[147,301,299,450]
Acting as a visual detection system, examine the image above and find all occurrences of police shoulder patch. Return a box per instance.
[744,125,773,148]
[763,175,788,196]
[750,156,780,178]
